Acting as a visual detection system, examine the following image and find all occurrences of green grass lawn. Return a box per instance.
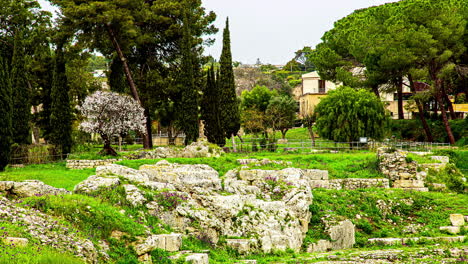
[0,163,94,191]
[118,151,381,179]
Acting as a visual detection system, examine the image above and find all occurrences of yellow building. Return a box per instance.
[298,72,340,117]
[299,71,414,119]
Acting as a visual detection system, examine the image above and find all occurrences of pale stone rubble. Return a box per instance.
[0,196,100,263]
[439,213,467,235]
[0,180,70,197]
[377,148,427,191]
[75,161,316,254]
[136,139,224,159]
[66,159,121,169]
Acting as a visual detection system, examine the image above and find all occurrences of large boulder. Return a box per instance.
[96,164,150,184]
[74,175,120,194]
[139,160,222,193]
[0,180,70,197]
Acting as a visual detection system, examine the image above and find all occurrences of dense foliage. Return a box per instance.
[314,86,388,142]
[0,58,12,171]
[219,18,240,143]
[49,40,73,156]
[311,0,468,144]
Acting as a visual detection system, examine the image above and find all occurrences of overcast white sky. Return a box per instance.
[38,0,398,65]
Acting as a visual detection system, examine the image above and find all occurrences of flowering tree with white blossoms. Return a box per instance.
[78,91,146,156]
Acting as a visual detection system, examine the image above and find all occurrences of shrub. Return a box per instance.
[155,192,189,211]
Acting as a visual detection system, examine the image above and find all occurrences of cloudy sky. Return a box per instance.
[38,0,398,65]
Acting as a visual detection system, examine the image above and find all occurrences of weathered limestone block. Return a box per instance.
[140,161,221,193]
[450,214,465,226]
[138,253,152,264]
[392,179,425,188]
[306,239,332,253]
[302,169,329,180]
[0,180,70,197]
[237,159,259,165]
[135,233,182,255]
[96,164,150,184]
[74,175,120,194]
[327,220,355,250]
[430,156,449,164]
[140,182,176,191]
[3,237,29,247]
[368,238,402,245]
[123,184,147,207]
[308,180,330,189]
[185,253,209,264]
[66,159,121,169]
[224,178,261,196]
[440,226,461,234]
[226,239,255,254]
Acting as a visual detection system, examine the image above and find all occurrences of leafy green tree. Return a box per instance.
[241,85,278,112]
[314,86,388,143]
[11,32,31,145]
[266,95,297,139]
[49,40,73,156]
[219,18,240,145]
[0,57,12,171]
[52,0,216,149]
[202,66,224,145]
[176,12,199,145]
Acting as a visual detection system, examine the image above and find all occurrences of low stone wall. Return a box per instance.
[66,159,121,169]
[328,178,389,190]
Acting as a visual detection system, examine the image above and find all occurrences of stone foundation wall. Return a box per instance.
[327,178,389,190]
[66,159,121,169]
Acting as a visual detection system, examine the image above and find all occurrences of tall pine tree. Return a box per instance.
[219,18,240,146]
[201,65,224,145]
[0,57,12,171]
[177,12,199,145]
[49,40,73,156]
[11,32,31,145]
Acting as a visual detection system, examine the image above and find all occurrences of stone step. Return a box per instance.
[368,235,466,245]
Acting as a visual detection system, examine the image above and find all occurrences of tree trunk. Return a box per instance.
[408,75,433,142]
[231,133,237,152]
[100,134,117,156]
[371,85,380,98]
[435,79,456,144]
[106,25,140,103]
[441,83,456,120]
[307,126,315,147]
[281,129,288,139]
[144,108,152,149]
[107,25,152,149]
[397,77,404,119]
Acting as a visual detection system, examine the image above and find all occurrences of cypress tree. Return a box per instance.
[0,57,12,171]
[49,40,73,156]
[177,12,199,145]
[202,65,224,145]
[219,18,240,146]
[11,32,31,145]
[109,55,128,93]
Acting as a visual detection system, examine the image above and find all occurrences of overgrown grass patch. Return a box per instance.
[0,221,85,264]
[305,189,468,248]
[21,194,147,241]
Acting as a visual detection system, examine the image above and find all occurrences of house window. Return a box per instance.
[318,80,326,93]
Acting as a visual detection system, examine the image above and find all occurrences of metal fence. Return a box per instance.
[7,137,451,166]
[225,138,451,153]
